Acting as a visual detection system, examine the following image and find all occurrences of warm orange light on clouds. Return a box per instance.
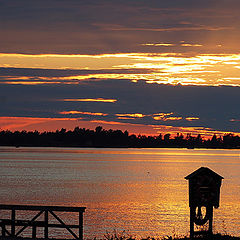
[164,117,183,121]
[141,42,203,47]
[2,1,240,144]
[59,111,108,116]
[2,52,240,86]
[180,43,203,47]
[0,117,81,131]
[62,98,117,103]
[153,112,183,121]
[152,125,237,139]
[116,113,145,118]
[186,117,200,121]
[141,43,175,47]
[0,116,238,139]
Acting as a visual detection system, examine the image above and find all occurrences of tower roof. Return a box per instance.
[185,167,224,180]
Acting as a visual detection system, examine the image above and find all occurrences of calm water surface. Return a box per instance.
[0,147,239,238]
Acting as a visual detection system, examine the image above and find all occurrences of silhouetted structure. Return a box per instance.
[0,126,240,148]
[185,167,224,238]
[0,204,86,240]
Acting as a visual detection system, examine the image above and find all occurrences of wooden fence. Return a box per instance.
[0,204,86,240]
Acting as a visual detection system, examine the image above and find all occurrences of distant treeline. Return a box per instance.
[0,126,240,148]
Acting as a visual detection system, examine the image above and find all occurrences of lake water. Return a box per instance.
[0,147,239,239]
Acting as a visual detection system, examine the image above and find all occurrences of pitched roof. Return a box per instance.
[185,167,224,180]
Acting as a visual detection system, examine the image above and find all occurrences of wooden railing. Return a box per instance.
[0,204,86,240]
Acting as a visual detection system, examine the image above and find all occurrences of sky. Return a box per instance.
[1,0,240,137]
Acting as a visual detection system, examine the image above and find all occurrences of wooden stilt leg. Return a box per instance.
[190,207,194,239]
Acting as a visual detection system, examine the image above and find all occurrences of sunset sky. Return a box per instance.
[1,0,240,137]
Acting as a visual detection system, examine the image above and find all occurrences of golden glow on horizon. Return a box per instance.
[153,125,236,138]
[0,117,80,131]
[2,52,240,86]
[62,98,117,103]
[0,116,239,139]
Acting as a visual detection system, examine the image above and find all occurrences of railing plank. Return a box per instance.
[0,204,86,240]
[49,211,79,239]
[16,210,44,236]
[0,204,86,213]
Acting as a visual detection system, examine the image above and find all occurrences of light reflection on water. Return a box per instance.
[0,147,239,238]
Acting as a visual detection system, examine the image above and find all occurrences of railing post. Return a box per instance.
[44,210,48,239]
[79,211,83,240]
[32,223,37,238]
[190,207,194,239]
[1,223,6,237]
[208,206,213,235]
[11,209,16,236]
[0,204,85,239]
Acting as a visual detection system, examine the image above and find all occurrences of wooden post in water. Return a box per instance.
[208,207,213,235]
[190,207,194,238]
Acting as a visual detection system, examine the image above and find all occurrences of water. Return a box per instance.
[0,147,239,239]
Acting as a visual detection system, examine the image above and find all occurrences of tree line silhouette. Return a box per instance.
[0,126,240,148]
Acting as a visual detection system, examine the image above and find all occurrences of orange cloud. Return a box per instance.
[186,117,200,121]
[116,113,145,118]
[180,43,203,47]
[0,117,81,131]
[90,120,125,125]
[2,52,240,87]
[117,117,134,120]
[152,125,238,139]
[153,112,183,121]
[141,43,175,47]
[59,111,108,116]
[62,98,117,103]
[165,117,183,121]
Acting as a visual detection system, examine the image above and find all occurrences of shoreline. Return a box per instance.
[1,145,240,150]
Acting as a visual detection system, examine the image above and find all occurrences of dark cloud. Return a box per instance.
[1,0,240,54]
[0,67,150,77]
[0,68,240,133]
[1,1,240,134]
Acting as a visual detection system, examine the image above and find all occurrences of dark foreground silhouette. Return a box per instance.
[0,126,240,148]
[165,235,240,240]
[0,234,239,240]
[103,231,240,240]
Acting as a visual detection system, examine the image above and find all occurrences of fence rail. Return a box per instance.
[0,204,86,240]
